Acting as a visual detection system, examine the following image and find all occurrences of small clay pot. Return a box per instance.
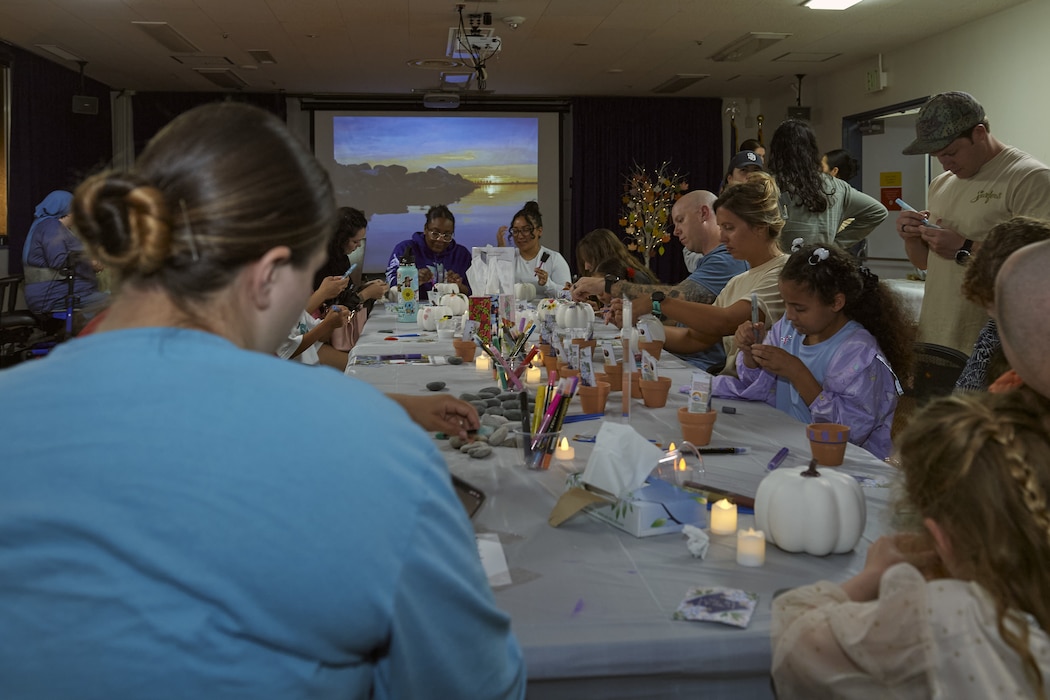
[571,338,597,354]
[452,339,477,362]
[629,371,643,399]
[600,363,623,391]
[638,340,664,360]
[639,376,672,408]
[543,356,559,377]
[559,367,580,379]
[807,422,851,466]
[577,381,611,414]
[678,407,717,446]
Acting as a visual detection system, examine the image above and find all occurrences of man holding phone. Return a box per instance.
[896,92,1050,354]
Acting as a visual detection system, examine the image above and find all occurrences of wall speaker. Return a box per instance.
[72,95,98,115]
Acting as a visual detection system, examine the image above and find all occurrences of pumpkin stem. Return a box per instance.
[801,458,821,478]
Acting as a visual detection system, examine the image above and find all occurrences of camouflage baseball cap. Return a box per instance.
[902,92,986,155]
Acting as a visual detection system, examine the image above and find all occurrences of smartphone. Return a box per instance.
[451,475,486,519]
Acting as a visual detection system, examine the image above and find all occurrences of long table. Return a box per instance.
[347,309,898,699]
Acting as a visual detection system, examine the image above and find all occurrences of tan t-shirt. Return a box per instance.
[920,146,1050,353]
[717,253,788,376]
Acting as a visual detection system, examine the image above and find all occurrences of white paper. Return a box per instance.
[581,422,664,498]
[476,533,512,587]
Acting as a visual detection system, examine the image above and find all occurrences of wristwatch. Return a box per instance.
[651,291,666,319]
[955,239,974,265]
[604,274,621,295]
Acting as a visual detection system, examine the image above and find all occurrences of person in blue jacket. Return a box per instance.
[385,205,472,294]
[0,102,525,700]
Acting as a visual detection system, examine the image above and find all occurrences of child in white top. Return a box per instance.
[772,387,1050,698]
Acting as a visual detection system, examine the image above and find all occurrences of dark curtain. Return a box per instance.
[570,97,723,285]
[5,42,113,275]
[132,92,287,154]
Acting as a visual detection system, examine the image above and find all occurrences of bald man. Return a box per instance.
[995,238,1050,396]
[571,189,748,371]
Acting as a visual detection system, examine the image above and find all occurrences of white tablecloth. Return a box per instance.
[348,310,898,699]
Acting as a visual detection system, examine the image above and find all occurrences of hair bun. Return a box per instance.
[73,172,173,277]
[524,201,541,214]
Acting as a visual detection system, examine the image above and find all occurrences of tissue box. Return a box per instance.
[586,477,708,538]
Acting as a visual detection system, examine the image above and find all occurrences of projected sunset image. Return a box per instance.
[329,115,540,271]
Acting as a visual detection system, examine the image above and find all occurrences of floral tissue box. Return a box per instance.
[673,586,758,628]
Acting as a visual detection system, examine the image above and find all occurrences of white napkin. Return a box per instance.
[682,524,710,559]
[581,422,664,499]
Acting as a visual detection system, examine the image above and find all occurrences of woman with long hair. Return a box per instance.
[575,227,658,283]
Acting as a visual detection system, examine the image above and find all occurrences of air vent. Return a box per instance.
[710,32,791,62]
[133,21,201,54]
[772,52,840,63]
[247,50,277,64]
[170,55,234,68]
[651,74,709,94]
[195,69,248,89]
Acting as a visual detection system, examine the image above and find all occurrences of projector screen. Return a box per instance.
[313,111,562,274]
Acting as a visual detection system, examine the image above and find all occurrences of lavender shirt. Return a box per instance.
[713,318,901,459]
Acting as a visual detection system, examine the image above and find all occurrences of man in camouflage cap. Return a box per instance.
[896,92,1050,355]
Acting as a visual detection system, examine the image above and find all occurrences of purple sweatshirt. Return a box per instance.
[385,232,472,294]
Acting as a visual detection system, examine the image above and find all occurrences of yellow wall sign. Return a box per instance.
[880,172,902,187]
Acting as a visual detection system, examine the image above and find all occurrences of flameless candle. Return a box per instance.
[709,498,738,535]
[555,437,575,461]
[526,366,542,384]
[736,528,766,567]
[475,355,492,372]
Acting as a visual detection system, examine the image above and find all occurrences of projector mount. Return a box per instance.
[455,4,501,91]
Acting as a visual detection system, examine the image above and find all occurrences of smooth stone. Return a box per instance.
[480,414,509,427]
[426,381,446,392]
[459,393,480,402]
[478,387,502,397]
[446,356,464,365]
[484,406,505,416]
[477,425,496,437]
[470,401,488,412]
[467,445,493,459]
[488,425,511,446]
[504,410,523,422]
[449,436,467,449]
[484,398,501,407]
[499,392,520,401]
[501,400,520,410]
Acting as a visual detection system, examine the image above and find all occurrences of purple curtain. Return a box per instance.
[570,97,723,285]
[131,92,287,155]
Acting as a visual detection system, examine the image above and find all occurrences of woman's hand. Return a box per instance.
[317,275,348,301]
[359,279,389,302]
[417,267,434,286]
[496,225,508,247]
[444,270,468,293]
[733,320,765,369]
[607,297,624,328]
[389,394,480,439]
[319,305,350,340]
[534,268,549,287]
[571,276,603,302]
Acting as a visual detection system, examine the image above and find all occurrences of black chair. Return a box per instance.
[0,275,66,366]
[910,342,970,402]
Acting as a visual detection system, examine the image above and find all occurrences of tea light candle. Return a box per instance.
[475,355,492,372]
[525,366,541,384]
[555,437,575,461]
[709,498,738,535]
[736,528,766,567]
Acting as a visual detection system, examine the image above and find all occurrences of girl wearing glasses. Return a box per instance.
[500,201,571,298]
[385,205,472,294]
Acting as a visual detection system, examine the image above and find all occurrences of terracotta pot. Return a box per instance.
[629,371,643,399]
[452,339,476,362]
[578,381,611,414]
[600,363,623,391]
[639,376,672,408]
[638,339,664,360]
[807,422,851,466]
[571,338,598,354]
[678,407,717,446]
[543,356,559,377]
[559,368,580,379]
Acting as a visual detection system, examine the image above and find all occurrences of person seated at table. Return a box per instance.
[955,216,1050,391]
[714,242,910,459]
[314,205,368,286]
[497,201,571,297]
[608,174,789,376]
[0,101,524,699]
[772,387,1050,698]
[574,228,658,282]
[21,189,110,324]
[278,275,355,369]
[385,205,471,295]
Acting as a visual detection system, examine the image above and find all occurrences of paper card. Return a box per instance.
[476,533,512,588]
[673,587,758,628]
[548,486,610,527]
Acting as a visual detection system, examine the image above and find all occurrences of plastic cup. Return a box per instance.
[639,376,672,408]
[678,407,717,446]
[807,423,850,466]
[516,430,563,471]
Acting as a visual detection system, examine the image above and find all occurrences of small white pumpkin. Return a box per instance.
[636,313,667,343]
[417,304,452,331]
[514,282,537,301]
[433,282,459,296]
[440,293,469,316]
[754,461,866,556]
[555,301,595,330]
[535,298,561,324]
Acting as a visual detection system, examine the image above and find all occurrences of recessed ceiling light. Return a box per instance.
[408,58,467,70]
[804,0,863,9]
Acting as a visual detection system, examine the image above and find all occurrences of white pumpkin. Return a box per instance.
[433,282,459,296]
[636,314,667,343]
[440,293,469,316]
[417,304,452,331]
[514,282,537,301]
[754,462,866,556]
[555,301,595,330]
[535,298,561,324]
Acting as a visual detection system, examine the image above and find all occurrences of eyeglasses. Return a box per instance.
[425,228,455,242]
[509,226,535,239]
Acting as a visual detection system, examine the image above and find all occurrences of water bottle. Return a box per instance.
[396,249,419,323]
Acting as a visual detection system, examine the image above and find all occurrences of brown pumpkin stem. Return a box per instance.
[801,458,821,478]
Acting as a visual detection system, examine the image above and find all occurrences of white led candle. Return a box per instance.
[709,499,738,535]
